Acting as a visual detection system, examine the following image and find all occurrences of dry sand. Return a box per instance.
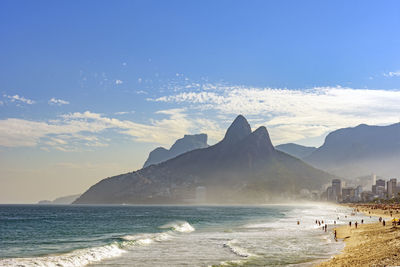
[317,204,400,267]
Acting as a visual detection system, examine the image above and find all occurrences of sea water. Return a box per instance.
[0,203,376,266]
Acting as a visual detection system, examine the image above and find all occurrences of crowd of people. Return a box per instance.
[296,205,400,242]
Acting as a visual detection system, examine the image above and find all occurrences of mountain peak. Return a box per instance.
[143,133,208,167]
[248,126,275,153]
[222,115,251,144]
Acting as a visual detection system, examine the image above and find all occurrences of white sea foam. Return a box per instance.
[0,243,125,267]
[121,231,173,245]
[1,221,195,267]
[223,239,253,258]
[159,221,195,233]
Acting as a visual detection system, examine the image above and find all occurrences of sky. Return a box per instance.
[1,0,400,203]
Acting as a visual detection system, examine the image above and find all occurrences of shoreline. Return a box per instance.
[316,203,400,266]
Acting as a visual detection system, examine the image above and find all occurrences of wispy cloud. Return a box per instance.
[384,71,400,77]
[114,111,135,115]
[152,84,400,144]
[48,98,69,106]
[3,94,35,104]
[115,79,123,85]
[0,109,201,150]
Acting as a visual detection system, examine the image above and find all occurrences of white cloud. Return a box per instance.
[152,85,400,144]
[115,79,123,85]
[3,94,35,104]
[114,111,135,115]
[384,71,400,77]
[48,98,69,106]
[0,109,199,149]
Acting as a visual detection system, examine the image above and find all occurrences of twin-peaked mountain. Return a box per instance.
[74,115,334,204]
[143,134,208,168]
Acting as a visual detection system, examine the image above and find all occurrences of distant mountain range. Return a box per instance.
[276,123,400,178]
[74,115,334,204]
[304,123,400,178]
[38,194,81,205]
[275,143,316,159]
[143,134,208,167]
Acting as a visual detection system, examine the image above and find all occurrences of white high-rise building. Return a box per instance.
[372,173,376,186]
[387,178,397,199]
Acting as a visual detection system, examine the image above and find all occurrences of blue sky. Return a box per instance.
[1,0,400,203]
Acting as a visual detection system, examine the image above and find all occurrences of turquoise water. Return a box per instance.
[0,204,375,266]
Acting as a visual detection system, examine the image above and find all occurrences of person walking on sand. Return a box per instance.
[325,224,327,232]
[334,229,337,241]
[383,219,386,226]
[355,221,358,229]
[349,221,352,227]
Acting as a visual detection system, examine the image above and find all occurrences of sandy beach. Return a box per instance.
[317,204,400,267]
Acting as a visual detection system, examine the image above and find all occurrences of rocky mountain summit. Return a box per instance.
[143,134,208,167]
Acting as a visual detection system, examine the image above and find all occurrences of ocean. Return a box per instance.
[0,203,376,266]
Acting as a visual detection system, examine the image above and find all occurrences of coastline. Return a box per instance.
[316,204,400,266]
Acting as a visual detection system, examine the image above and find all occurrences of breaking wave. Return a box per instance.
[0,221,195,267]
[223,239,253,258]
[0,243,125,267]
[159,221,195,233]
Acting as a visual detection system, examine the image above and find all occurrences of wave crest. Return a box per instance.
[159,221,195,233]
[223,239,253,258]
[0,243,125,267]
[1,221,195,267]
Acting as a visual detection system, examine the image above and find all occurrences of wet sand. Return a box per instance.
[317,204,400,267]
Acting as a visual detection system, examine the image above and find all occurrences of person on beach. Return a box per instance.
[383,219,386,226]
[379,217,382,223]
[334,230,337,241]
[334,220,336,225]
[325,224,327,232]
[361,219,364,224]
[355,221,358,229]
[349,221,352,227]
[297,221,300,225]
[315,220,318,224]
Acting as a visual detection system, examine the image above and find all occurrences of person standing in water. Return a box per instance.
[324,224,327,232]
